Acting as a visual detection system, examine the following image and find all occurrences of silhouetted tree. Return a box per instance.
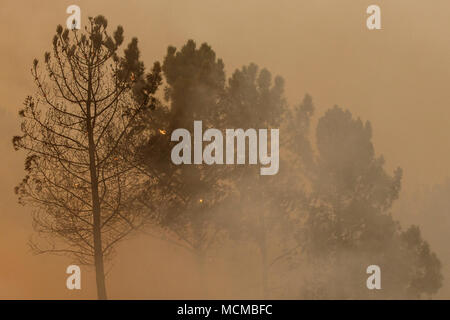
[219,63,297,298]
[293,105,442,298]
[397,180,450,297]
[284,94,315,176]
[13,15,161,299]
[135,40,229,294]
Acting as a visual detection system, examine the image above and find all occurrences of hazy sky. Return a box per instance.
[1,0,450,298]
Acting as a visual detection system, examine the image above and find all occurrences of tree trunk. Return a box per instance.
[86,67,107,300]
[90,168,107,300]
[87,122,107,299]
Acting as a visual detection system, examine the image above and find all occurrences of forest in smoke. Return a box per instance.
[9,14,444,300]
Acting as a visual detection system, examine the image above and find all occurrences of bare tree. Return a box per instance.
[12,15,162,299]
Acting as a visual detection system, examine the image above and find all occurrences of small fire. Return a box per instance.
[130,72,135,81]
[199,199,203,204]
[158,129,167,135]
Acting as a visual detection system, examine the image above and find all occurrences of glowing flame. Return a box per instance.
[159,129,167,135]
[199,199,203,204]
[130,72,135,81]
